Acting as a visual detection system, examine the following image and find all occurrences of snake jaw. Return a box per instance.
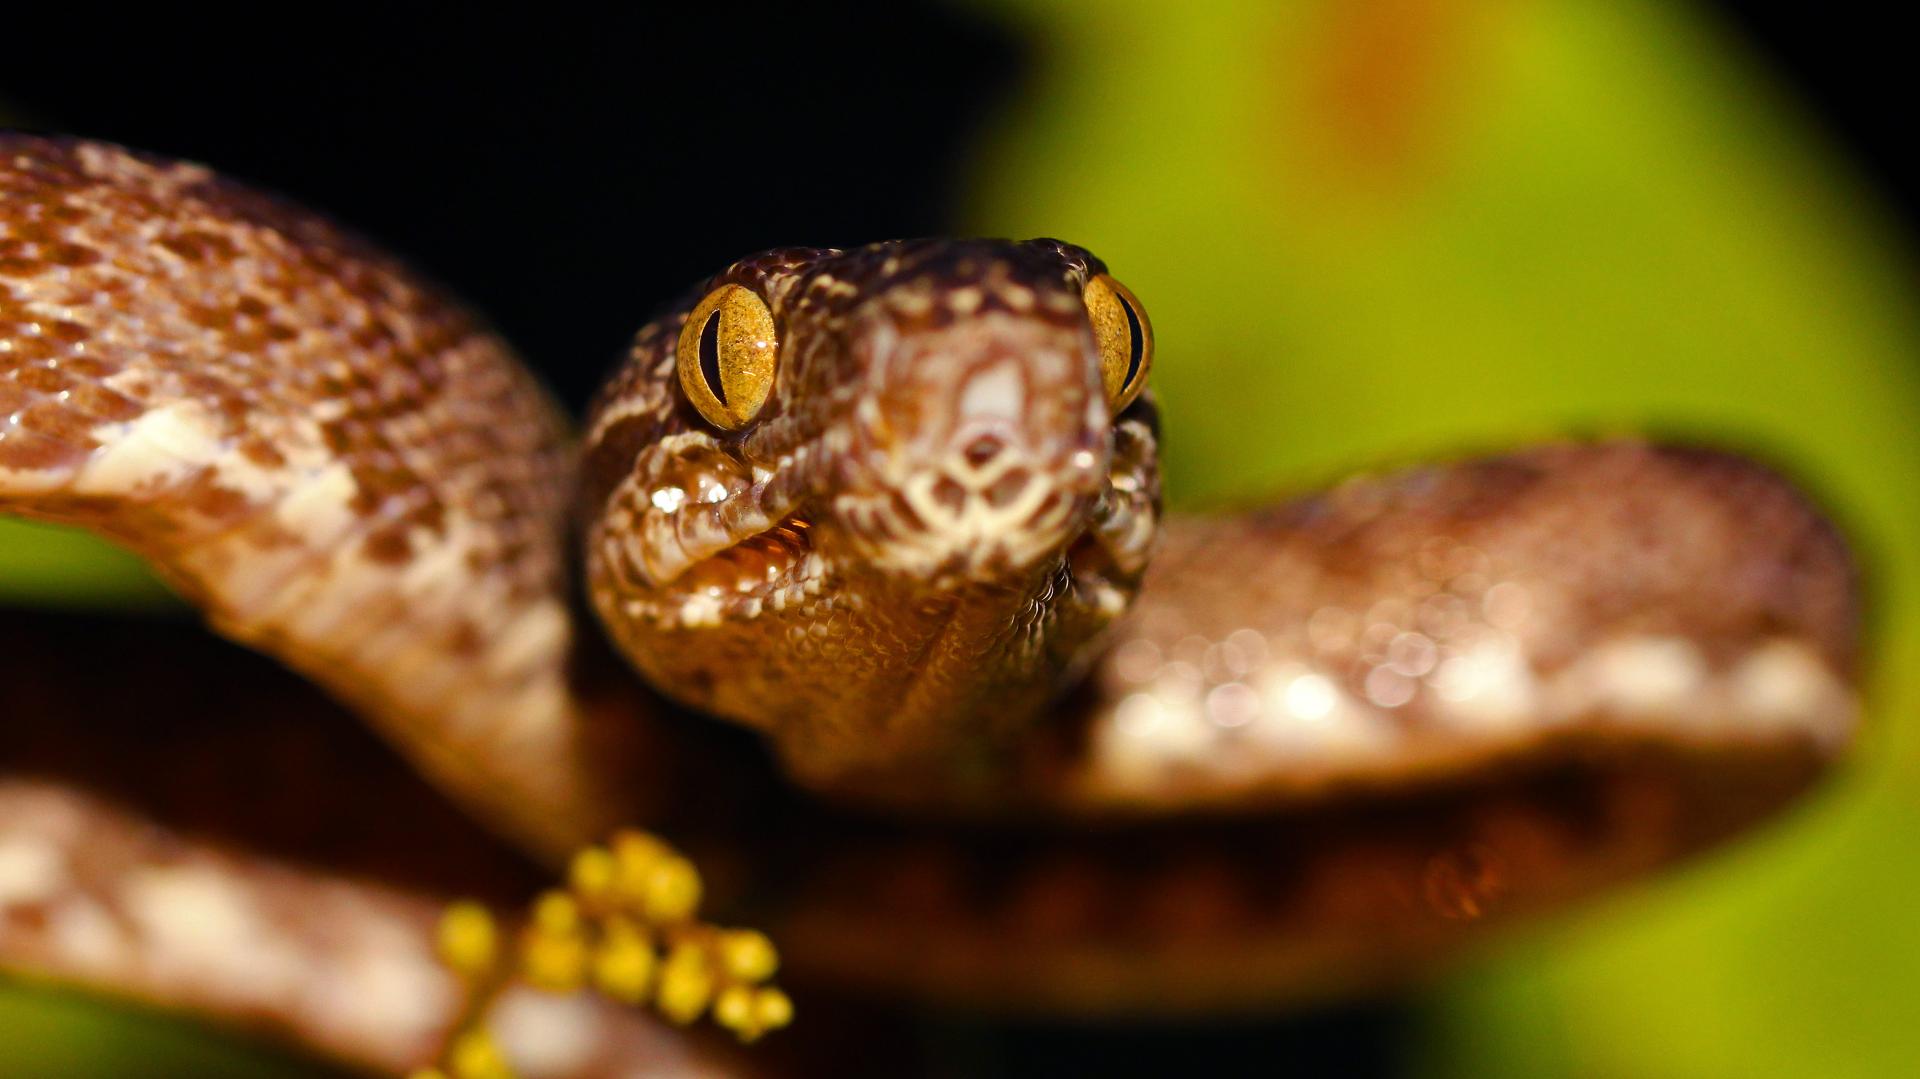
[1066,405,1162,618]
[589,433,827,626]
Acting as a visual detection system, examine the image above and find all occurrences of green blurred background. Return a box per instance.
[4,1,1916,1075]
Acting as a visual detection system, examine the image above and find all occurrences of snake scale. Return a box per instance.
[0,136,1861,1077]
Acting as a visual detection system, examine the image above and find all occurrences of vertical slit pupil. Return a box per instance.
[698,308,727,405]
[1118,294,1144,390]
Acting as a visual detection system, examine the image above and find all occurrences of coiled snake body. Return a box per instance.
[0,137,1861,1076]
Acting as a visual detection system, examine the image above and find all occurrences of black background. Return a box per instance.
[0,4,1907,1076]
[2,6,1023,407]
[4,4,1904,412]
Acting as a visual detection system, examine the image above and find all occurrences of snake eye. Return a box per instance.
[676,284,778,430]
[1084,273,1153,412]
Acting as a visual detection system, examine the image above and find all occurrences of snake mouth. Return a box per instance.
[1058,418,1159,613]
[665,514,819,615]
[1065,528,1121,585]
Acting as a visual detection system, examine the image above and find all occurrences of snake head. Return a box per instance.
[583,239,1161,783]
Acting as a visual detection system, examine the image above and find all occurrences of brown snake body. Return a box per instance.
[0,136,1861,1076]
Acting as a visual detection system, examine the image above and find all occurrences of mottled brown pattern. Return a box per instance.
[1031,442,1859,809]
[0,134,566,594]
[0,138,1869,1073]
[0,783,746,1079]
[0,135,647,857]
[752,451,1855,1008]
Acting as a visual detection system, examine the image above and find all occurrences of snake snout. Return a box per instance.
[834,319,1112,581]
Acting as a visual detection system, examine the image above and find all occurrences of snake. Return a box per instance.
[0,135,1862,1077]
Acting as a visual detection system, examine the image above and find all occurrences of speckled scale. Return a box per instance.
[1046,443,1857,809]
[0,135,642,856]
[0,137,1871,1062]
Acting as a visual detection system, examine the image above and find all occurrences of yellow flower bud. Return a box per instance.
[612,831,670,906]
[613,830,669,859]
[655,942,713,1025]
[755,988,794,1032]
[520,926,589,992]
[717,929,778,983]
[592,919,657,1004]
[531,891,579,935]
[449,1029,515,1079]
[435,902,498,979]
[714,984,756,1034]
[642,856,703,923]
[568,846,617,904]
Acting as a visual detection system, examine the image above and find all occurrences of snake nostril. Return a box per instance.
[932,476,968,513]
[889,489,925,533]
[1025,491,1062,527]
[963,434,1004,468]
[987,468,1031,509]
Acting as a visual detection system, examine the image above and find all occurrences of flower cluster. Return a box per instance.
[412,830,790,1079]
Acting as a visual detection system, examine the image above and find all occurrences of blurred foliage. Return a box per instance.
[0,984,322,1079]
[963,0,1920,1076]
[5,0,1920,1074]
[0,519,174,608]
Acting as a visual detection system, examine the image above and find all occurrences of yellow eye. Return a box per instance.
[676,284,778,430]
[1084,273,1153,411]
